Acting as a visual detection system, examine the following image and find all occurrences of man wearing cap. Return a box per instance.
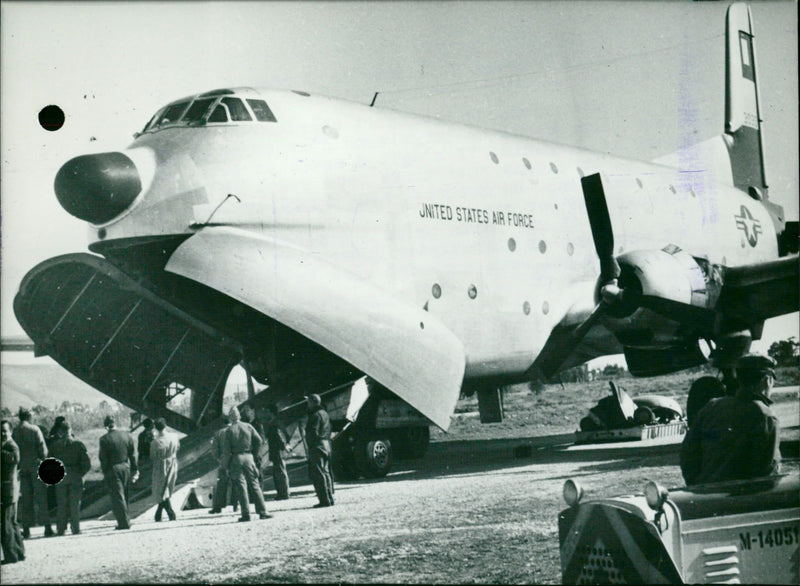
[208,415,234,514]
[680,353,781,485]
[50,421,91,536]
[2,419,25,564]
[222,407,271,521]
[12,407,52,538]
[304,394,334,508]
[99,415,137,530]
[265,402,290,500]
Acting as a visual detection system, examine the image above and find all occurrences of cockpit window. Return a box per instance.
[183,98,216,123]
[247,99,277,122]
[208,104,228,123]
[158,101,190,126]
[221,97,252,122]
[141,93,278,133]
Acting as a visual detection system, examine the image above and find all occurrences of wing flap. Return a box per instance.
[165,227,465,430]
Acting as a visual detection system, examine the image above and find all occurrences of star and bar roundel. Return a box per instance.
[558,503,683,584]
[735,205,762,247]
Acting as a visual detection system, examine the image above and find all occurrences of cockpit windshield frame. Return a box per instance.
[141,92,278,134]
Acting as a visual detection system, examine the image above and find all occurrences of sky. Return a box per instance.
[1,1,798,360]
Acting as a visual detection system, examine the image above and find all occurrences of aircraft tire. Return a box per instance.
[355,437,393,479]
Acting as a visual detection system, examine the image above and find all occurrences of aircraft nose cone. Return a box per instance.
[54,152,142,224]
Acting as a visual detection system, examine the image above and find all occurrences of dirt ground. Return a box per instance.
[2,384,798,584]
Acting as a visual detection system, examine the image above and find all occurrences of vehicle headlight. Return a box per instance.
[563,479,584,507]
[644,480,669,511]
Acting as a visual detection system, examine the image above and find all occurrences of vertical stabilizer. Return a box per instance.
[725,3,789,246]
[725,3,768,198]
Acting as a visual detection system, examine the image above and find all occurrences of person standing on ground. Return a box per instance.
[680,353,781,485]
[209,416,235,514]
[98,415,137,530]
[13,408,52,538]
[265,403,290,500]
[137,419,155,469]
[150,418,180,522]
[222,407,271,522]
[44,416,66,524]
[304,394,334,508]
[1,420,25,564]
[50,421,91,536]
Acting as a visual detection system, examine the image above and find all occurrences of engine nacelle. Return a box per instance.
[613,246,722,317]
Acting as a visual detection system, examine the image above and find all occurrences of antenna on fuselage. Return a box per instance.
[369,92,379,107]
[193,193,241,228]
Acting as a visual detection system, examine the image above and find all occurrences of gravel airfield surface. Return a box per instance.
[3,387,797,584]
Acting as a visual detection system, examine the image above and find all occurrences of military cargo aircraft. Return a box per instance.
[13,3,798,479]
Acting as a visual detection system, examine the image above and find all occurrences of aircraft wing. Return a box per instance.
[165,226,466,430]
[717,256,799,324]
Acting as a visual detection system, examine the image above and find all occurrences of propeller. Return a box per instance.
[564,173,625,339]
[529,173,627,380]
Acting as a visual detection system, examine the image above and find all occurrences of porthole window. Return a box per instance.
[522,157,532,170]
[490,152,499,164]
[567,242,574,256]
[669,185,676,194]
[468,284,478,299]
[636,178,643,189]
[538,240,547,253]
[508,238,516,252]
[542,301,550,315]
[432,283,442,299]
[549,162,558,174]
[523,301,531,315]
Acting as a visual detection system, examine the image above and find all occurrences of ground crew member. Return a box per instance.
[45,416,66,519]
[222,407,271,522]
[1,420,25,564]
[150,418,179,522]
[13,408,52,538]
[304,394,334,508]
[680,353,781,485]
[208,415,233,514]
[50,421,91,536]
[98,415,137,530]
[265,402,290,500]
[137,418,155,468]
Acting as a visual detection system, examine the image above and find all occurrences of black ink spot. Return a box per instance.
[39,105,65,131]
[38,457,65,486]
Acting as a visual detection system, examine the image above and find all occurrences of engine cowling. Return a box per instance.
[611,246,722,320]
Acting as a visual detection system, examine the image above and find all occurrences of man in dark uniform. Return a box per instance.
[137,418,154,468]
[45,416,66,521]
[13,408,52,538]
[222,407,271,522]
[265,402,290,500]
[50,421,91,535]
[681,353,781,485]
[208,415,233,514]
[1,420,25,564]
[98,415,137,530]
[304,394,334,508]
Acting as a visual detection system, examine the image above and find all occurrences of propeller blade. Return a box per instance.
[581,173,620,283]
[528,301,609,381]
[570,301,608,343]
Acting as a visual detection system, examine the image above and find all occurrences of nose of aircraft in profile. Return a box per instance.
[54,151,143,224]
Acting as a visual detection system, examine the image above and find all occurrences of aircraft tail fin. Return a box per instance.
[724,3,789,247]
[724,2,768,199]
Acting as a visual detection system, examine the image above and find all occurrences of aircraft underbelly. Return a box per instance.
[13,253,241,434]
